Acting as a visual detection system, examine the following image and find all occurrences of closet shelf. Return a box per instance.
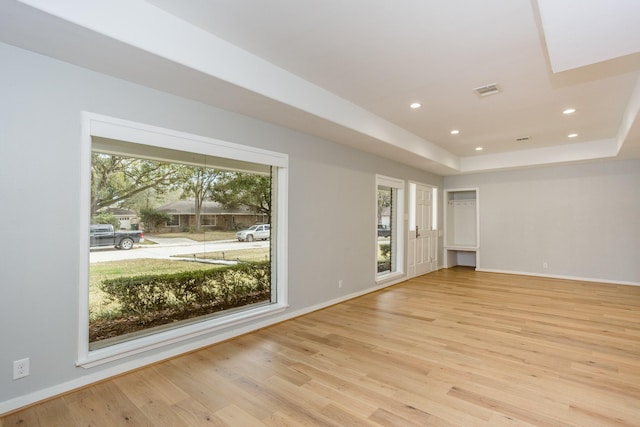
[444,245,478,251]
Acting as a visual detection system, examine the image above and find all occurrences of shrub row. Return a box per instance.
[99,261,271,320]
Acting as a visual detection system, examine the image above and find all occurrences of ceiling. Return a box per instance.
[1,0,639,175]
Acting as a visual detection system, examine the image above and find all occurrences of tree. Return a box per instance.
[91,153,179,214]
[120,187,174,213]
[139,208,172,232]
[212,172,272,221]
[91,212,120,230]
[377,186,392,225]
[175,166,222,233]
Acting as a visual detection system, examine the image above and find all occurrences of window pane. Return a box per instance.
[376,175,404,279]
[89,144,274,350]
[377,185,393,274]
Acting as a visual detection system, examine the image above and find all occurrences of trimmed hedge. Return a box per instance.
[378,242,391,272]
[99,261,271,320]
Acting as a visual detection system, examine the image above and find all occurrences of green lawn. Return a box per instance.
[171,247,270,263]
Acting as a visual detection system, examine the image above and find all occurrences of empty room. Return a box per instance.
[1,1,639,426]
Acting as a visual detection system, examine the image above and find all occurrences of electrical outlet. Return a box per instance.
[338,279,343,288]
[13,358,29,380]
[543,262,548,269]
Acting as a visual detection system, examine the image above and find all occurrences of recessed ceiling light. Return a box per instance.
[475,146,483,151]
[568,133,578,138]
[410,102,421,109]
[563,108,576,115]
[450,129,460,135]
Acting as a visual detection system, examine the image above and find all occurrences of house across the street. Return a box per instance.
[157,200,267,232]
[102,207,139,230]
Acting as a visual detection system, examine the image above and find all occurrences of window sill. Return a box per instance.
[77,302,288,368]
[376,271,405,285]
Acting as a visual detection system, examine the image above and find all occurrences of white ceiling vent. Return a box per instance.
[473,83,500,97]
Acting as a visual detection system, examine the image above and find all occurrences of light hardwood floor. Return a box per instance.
[3,267,640,426]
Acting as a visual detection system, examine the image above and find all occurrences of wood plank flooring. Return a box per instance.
[3,267,640,426]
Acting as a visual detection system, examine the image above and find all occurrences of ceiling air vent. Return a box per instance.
[473,83,500,97]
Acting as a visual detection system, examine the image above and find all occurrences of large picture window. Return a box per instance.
[79,113,288,366]
[376,175,404,280]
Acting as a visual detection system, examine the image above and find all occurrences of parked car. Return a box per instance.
[236,224,270,242]
[90,224,144,250]
[378,225,391,238]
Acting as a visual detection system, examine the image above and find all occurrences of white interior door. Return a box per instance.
[409,184,437,277]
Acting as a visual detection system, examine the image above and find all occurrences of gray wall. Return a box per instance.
[444,160,640,283]
[0,43,442,408]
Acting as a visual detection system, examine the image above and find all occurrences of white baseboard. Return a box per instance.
[0,278,405,416]
[475,268,640,287]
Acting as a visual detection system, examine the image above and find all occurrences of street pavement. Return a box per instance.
[90,237,269,263]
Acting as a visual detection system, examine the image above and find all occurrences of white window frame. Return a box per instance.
[78,112,289,368]
[375,174,405,283]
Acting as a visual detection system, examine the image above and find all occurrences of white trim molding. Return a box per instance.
[476,268,640,287]
[79,112,289,367]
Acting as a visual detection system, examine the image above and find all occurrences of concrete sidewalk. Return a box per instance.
[144,236,197,245]
[144,236,237,246]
